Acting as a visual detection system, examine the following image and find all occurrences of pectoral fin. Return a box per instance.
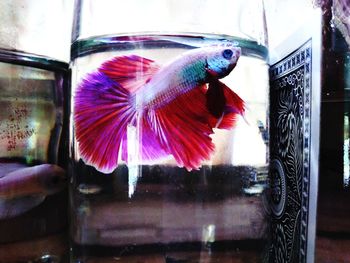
[206,80,245,129]
[207,80,226,118]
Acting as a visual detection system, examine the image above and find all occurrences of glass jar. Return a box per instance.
[0,1,71,262]
[0,50,69,263]
[69,0,269,262]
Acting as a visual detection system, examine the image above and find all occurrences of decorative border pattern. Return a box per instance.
[267,40,312,263]
[270,44,311,79]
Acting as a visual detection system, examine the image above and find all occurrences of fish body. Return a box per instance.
[137,55,207,109]
[74,44,245,173]
[0,164,66,219]
[137,45,240,109]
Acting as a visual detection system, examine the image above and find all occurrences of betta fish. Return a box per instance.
[0,164,66,219]
[74,44,245,173]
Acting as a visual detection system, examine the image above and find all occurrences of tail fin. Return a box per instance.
[74,72,133,173]
[74,55,161,173]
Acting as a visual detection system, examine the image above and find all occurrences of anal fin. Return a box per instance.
[146,84,215,170]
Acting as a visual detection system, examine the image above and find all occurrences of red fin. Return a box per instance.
[146,85,215,170]
[99,55,160,93]
[74,71,136,173]
[207,80,245,129]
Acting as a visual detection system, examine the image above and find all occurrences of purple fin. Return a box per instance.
[74,55,160,173]
[74,71,135,173]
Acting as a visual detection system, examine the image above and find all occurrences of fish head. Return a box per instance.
[37,164,67,195]
[205,44,241,79]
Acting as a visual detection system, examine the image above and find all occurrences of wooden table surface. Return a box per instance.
[75,250,260,263]
[1,235,349,262]
[0,233,68,263]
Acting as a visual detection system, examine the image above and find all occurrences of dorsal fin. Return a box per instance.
[99,55,161,93]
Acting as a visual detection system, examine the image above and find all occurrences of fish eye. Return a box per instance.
[222,49,233,59]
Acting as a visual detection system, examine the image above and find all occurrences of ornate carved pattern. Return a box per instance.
[267,40,312,263]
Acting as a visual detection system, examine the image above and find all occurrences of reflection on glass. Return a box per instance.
[344,115,349,188]
[344,52,350,188]
[0,52,68,262]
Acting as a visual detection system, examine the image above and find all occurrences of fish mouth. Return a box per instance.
[234,47,241,57]
[230,47,241,64]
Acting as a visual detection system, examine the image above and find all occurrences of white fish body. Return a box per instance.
[0,164,66,219]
